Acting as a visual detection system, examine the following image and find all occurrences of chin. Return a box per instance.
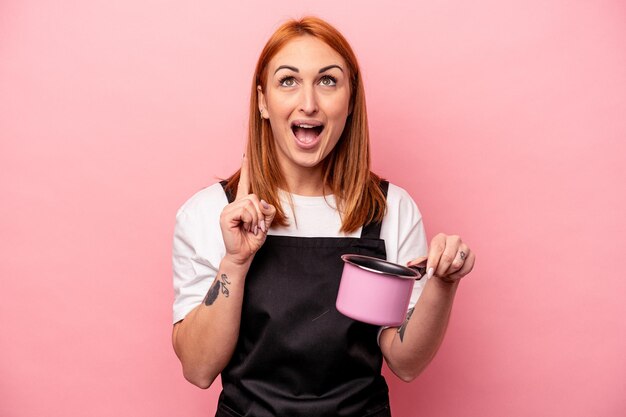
[294,156,323,168]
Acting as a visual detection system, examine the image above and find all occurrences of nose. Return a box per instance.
[299,85,318,115]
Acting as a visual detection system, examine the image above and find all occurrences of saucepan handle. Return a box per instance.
[408,260,427,280]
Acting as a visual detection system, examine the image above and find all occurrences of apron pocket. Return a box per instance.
[363,403,391,417]
[215,402,244,417]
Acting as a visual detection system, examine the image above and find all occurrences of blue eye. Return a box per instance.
[319,75,337,86]
[279,76,296,87]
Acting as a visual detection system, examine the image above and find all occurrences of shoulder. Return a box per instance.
[176,182,229,221]
[380,181,428,264]
[385,182,423,222]
[172,182,228,263]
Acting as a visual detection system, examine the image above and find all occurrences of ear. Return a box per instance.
[257,85,269,119]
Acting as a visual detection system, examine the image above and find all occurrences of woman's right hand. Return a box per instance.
[219,155,276,266]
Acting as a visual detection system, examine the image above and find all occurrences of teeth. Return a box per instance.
[297,124,317,128]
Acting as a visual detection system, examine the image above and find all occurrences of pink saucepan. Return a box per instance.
[336,254,427,326]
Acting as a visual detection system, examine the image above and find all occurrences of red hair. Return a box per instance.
[226,16,385,233]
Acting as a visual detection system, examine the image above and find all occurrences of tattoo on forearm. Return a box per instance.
[203,274,231,306]
[398,307,415,342]
[220,274,231,297]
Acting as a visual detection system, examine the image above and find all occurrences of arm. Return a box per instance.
[379,275,459,382]
[172,156,276,388]
[380,233,475,382]
[172,256,252,388]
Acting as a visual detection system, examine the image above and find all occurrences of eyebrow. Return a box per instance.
[318,65,343,73]
[273,64,344,75]
[274,65,298,74]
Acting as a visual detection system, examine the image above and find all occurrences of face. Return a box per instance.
[258,36,352,181]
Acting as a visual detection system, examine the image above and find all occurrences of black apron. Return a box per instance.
[216,181,392,417]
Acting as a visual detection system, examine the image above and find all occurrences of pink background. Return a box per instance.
[1,0,625,416]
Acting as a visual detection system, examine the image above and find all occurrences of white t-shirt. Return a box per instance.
[172,182,428,324]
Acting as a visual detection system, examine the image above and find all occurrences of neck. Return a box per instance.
[282,166,327,196]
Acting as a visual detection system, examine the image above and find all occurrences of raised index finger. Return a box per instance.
[236,154,251,200]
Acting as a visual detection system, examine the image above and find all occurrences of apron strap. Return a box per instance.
[360,180,389,240]
[220,180,236,204]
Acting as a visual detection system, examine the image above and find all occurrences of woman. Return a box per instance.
[172,16,475,417]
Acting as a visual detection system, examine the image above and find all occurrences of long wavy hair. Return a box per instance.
[225,16,385,233]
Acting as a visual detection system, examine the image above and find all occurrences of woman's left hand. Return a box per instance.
[409,233,475,284]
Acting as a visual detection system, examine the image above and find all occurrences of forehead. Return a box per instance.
[268,35,347,72]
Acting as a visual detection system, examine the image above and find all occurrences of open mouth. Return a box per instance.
[291,121,324,145]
